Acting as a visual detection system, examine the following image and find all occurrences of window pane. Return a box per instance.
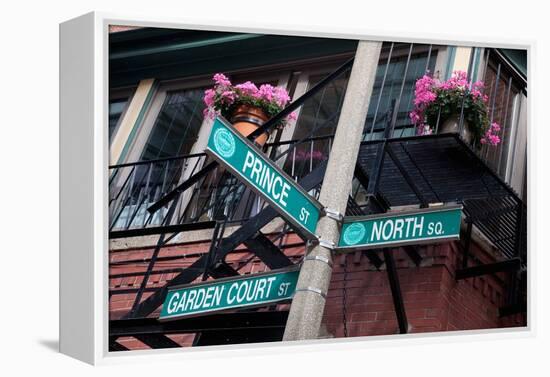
[480,60,523,178]
[285,43,437,179]
[365,45,437,138]
[114,88,206,229]
[109,98,128,142]
[141,88,205,161]
[283,71,349,178]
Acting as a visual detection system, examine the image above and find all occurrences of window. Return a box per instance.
[479,51,527,186]
[365,44,437,138]
[109,98,129,142]
[283,71,350,179]
[284,43,439,179]
[110,88,206,229]
[140,88,206,161]
[161,74,290,224]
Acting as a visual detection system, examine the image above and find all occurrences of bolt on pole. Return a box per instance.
[283,40,383,341]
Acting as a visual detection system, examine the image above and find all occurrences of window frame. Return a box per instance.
[108,86,135,145]
[477,48,528,196]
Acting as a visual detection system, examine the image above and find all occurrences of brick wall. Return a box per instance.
[109,232,525,350]
[322,241,525,338]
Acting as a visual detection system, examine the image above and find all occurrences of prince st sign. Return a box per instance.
[205,117,322,239]
[338,205,462,251]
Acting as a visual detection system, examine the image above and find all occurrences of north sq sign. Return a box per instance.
[159,267,300,320]
[205,117,323,239]
[338,205,463,251]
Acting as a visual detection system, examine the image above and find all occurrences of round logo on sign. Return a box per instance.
[343,222,366,246]
[213,128,236,158]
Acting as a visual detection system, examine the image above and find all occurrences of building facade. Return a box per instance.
[107,27,527,350]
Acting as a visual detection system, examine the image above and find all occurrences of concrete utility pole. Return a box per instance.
[283,40,382,341]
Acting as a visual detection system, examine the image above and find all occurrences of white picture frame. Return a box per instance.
[59,11,533,365]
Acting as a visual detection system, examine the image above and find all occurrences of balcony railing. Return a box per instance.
[109,43,525,234]
[108,43,526,349]
[109,135,335,232]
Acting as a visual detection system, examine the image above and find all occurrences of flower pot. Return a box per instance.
[439,114,472,144]
[230,104,270,146]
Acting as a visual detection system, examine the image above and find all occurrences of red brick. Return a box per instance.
[110,233,526,344]
[411,318,442,328]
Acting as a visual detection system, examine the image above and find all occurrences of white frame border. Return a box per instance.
[59,11,534,365]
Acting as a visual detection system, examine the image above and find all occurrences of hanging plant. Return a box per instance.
[203,73,297,129]
[409,71,501,146]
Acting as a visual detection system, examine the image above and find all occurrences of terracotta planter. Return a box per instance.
[230,104,270,146]
[439,114,472,144]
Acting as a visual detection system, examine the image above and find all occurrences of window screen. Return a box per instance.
[141,88,206,161]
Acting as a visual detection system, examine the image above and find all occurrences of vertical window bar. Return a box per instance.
[489,74,511,171]
[110,167,137,231]
[309,140,314,173]
[109,165,134,211]
[390,43,414,135]
[458,47,477,135]
[126,163,153,229]
[497,77,513,174]
[368,42,394,138]
[482,49,491,83]
[490,63,502,123]
[506,95,523,181]
[485,63,501,160]
[291,147,296,178]
[159,159,171,196]
[434,105,442,134]
[424,44,433,73]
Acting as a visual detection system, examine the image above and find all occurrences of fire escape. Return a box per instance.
[108,45,527,350]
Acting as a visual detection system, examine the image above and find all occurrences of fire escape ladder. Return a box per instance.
[121,161,328,320]
[355,133,527,318]
[111,60,357,343]
[243,232,294,269]
[351,106,410,334]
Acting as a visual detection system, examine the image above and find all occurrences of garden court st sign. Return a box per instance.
[206,117,323,239]
[160,267,300,320]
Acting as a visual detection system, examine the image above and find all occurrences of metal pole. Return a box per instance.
[283,41,382,341]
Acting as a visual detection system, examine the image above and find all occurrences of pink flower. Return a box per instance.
[203,89,216,107]
[220,90,236,104]
[490,134,500,144]
[258,84,275,102]
[413,75,438,107]
[273,86,291,107]
[213,73,231,87]
[481,122,501,146]
[202,73,295,128]
[472,81,485,90]
[471,88,483,100]
[286,111,297,122]
[409,110,421,125]
[446,71,469,89]
[234,81,259,97]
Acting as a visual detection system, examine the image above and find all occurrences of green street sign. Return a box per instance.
[338,205,462,251]
[159,267,300,321]
[205,117,322,239]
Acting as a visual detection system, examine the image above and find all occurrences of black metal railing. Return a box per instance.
[109,43,526,234]
[109,135,335,231]
[108,42,528,350]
